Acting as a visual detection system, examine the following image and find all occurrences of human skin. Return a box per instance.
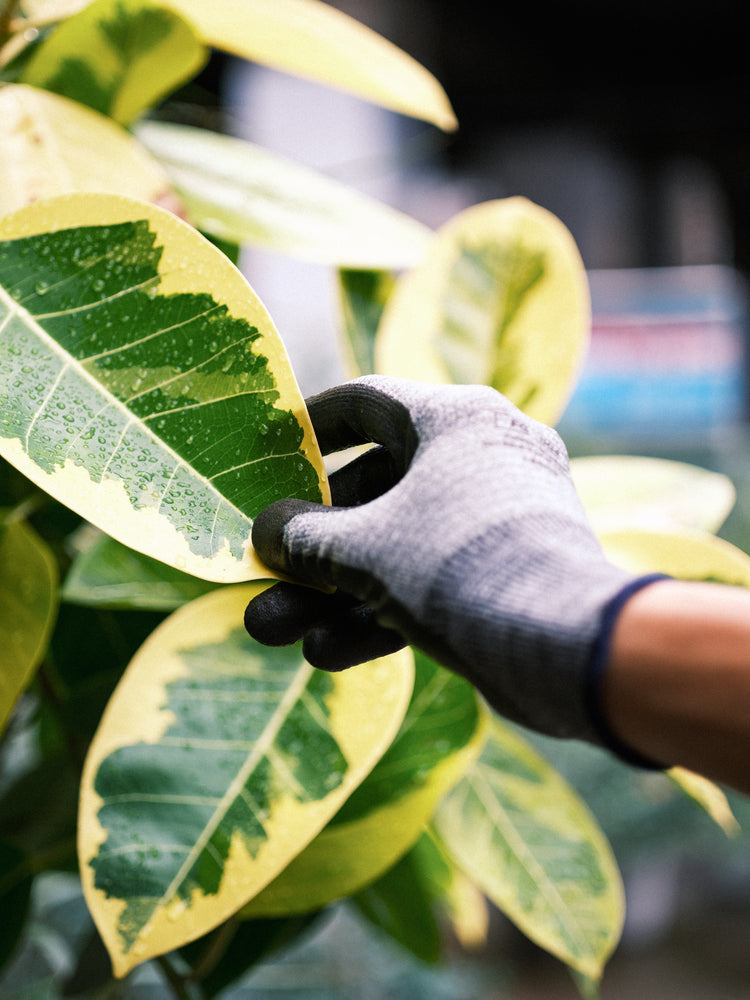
[604,579,750,796]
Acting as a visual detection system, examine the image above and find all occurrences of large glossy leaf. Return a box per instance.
[20,0,207,125]
[434,719,624,981]
[0,193,328,582]
[78,583,414,976]
[375,198,591,426]
[571,455,736,535]
[137,122,433,268]
[242,651,488,916]
[160,0,457,131]
[600,527,750,585]
[337,267,396,377]
[0,85,177,219]
[63,531,218,610]
[0,517,58,732]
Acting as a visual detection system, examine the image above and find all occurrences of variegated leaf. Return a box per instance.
[79,583,414,976]
[434,718,623,981]
[0,193,328,582]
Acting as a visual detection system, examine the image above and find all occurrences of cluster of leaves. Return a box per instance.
[0,1,747,997]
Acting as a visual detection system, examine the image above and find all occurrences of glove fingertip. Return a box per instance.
[252,498,323,573]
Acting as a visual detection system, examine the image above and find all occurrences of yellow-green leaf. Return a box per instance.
[160,0,457,131]
[571,455,736,535]
[136,121,433,268]
[0,517,58,732]
[667,768,740,837]
[0,85,177,219]
[78,583,414,977]
[599,528,750,585]
[243,651,488,917]
[0,192,328,582]
[434,718,624,981]
[20,0,207,125]
[375,198,590,425]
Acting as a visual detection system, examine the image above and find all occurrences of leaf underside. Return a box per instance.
[435,719,623,981]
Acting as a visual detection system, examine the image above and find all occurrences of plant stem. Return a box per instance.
[187,916,240,986]
[156,955,204,1000]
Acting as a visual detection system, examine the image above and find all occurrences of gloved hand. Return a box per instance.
[244,375,663,759]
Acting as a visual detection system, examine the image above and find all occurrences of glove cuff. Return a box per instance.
[585,574,671,769]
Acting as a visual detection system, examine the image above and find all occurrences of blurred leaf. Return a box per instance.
[0,85,177,220]
[160,0,457,131]
[0,518,58,733]
[20,0,207,125]
[137,122,433,268]
[78,583,414,976]
[571,455,736,535]
[180,912,324,998]
[353,836,442,964]
[63,531,218,610]
[420,827,490,951]
[17,0,90,22]
[434,718,623,982]
[337,268,396,377]
[0,749,79,857]
[0,841,33,972]
[243,651,488,917]
[0,193,328,583]
[667,768,740,837]
[600,528,750,585]
[375,197,590,426]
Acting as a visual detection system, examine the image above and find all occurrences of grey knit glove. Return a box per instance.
[244,375,662,755]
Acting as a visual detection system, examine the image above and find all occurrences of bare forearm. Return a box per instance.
[603,579,750,795]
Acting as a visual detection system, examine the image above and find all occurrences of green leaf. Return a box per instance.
[571,455,736,535]
[352,835,443,964]
[78,583,414,977]
[20,0,207,125]
[375,197,591,426]
[159,0,457,131]
[136,122,433,268]
[63,531,218,610]
[243,651,488,917]
[434,718,624,982]
[0,517,58,733]
[337,268,396,377]
[0,192,328,582]
[0,85,177,220]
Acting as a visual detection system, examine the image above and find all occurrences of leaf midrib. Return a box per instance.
[0,284,256,533]
[142,659,315,936]
[467,769,595,961]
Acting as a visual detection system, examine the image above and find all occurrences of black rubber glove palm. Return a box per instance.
[244,376,662,755]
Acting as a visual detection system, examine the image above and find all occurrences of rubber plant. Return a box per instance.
[0,2,744,998]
